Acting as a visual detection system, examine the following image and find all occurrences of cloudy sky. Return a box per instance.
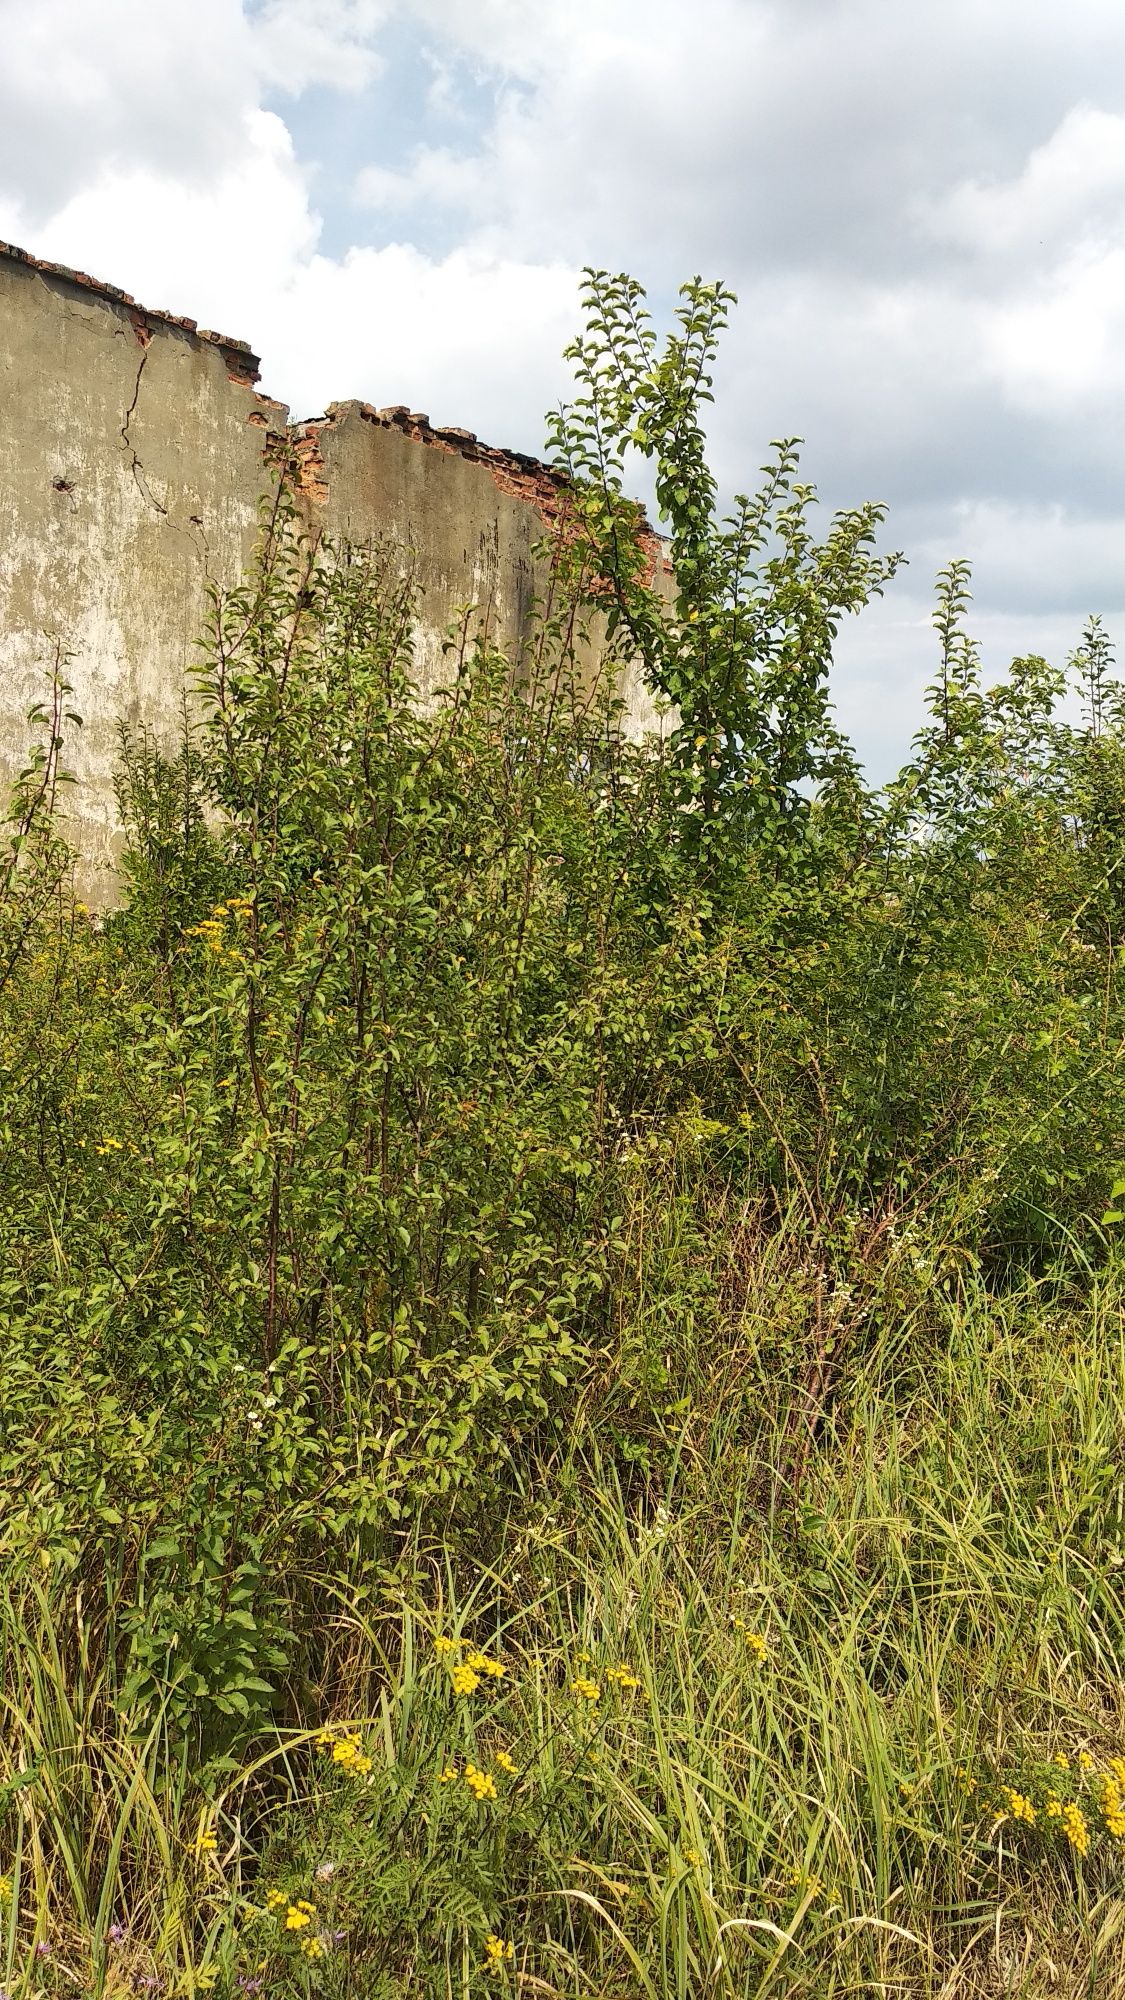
[2,0,1124,773]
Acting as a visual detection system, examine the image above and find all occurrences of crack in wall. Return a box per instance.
[119,347,168,518]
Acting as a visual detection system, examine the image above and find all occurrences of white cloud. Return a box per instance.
[250,0,390,93]
[0,0,256,217]
[0,102,577,441]
[926,105,1125,264]
[4,0,1125,770]
[0,111,319,338]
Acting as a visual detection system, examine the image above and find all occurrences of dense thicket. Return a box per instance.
[1,274,1123,1998]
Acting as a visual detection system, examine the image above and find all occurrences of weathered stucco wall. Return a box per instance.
[0,241,663,902]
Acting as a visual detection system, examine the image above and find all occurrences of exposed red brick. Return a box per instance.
[289,422,330,505]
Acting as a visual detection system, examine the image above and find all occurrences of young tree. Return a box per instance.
[546,269,901,857]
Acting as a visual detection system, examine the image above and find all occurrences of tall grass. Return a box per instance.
[2,1261,1123,1998]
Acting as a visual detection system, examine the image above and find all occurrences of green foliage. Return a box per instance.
[547,269,900,855]
[1,267,1125,1996]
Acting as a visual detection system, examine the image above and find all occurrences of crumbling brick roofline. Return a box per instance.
[0,239,261,385]
[306,401,665,564]
[1,237,666,558]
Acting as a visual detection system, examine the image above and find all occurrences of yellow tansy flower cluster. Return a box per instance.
[434,1634,506,1696]
[464,1762,498,1802]
[438,1751,515,1798]
[571,1676,600,1703]
[316,1728,372,1776]
[732,1618,769,1662]
[185,918,227,956]
[990,1748,1125,1857]
[604,1663,641,1691]
[1062,1801,1089,1856]
[1001,1787,1037,1826]
[787,1869,823,1900]
[261,1886,334,1960]
[484,1933,514,1971]
[467,1649,506,1679]
[186,901,253,962]
[1099,1761,1125,1840]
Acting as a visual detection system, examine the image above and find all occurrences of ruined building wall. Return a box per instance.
[0,241,662,903]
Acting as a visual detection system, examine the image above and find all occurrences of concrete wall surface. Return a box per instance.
[0,241,663,902]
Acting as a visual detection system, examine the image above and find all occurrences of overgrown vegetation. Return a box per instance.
[1,272,1124,1998]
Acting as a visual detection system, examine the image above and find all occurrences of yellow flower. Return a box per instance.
[438,1765,460,1783]
[605,1663,641,1691]
[1062,1801,1089,1856]
[451,1663,481,1696]
[681,1847,703,1867]
[434,1636,457,1655]
[1078,1750,1094,1770]
[1001,1787,1036,1826]
[494,1751,517,1775]
[285,1902,316,1930]
[571,1676,600,1703]
[0,1876,11,1904]
[743,1631,769,1663]
[1045,1791,1063,1819]
[265,1889,287,1911]
[484,1933,514,1968]
[1098,1773,1125,1840]
[300,1936,324,1959]
[1054,1751,1070,1771]
[466,1649,505,1679]
[787,1869,823,1899]
[195,1828,218,1854]
[350,1752,373,1776]
[464,1763,498,1802]
[332,1734,363,1767]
